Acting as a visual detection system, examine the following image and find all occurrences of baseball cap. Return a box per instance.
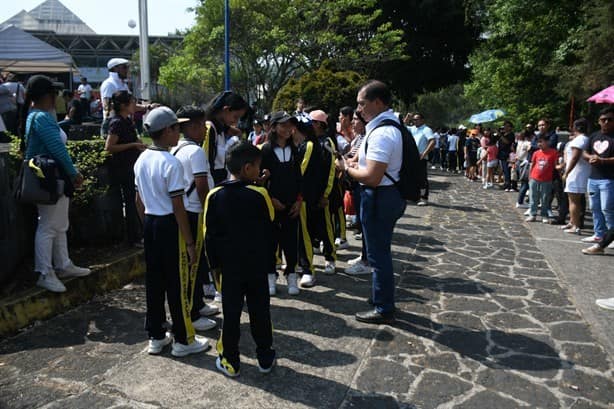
[144,106,189,133]
[25,75,63,98]
[107,58,130,70]
[176,105,205,121]
[309,110,328,123]
[270,111,298,125]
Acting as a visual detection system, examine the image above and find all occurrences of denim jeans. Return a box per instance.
[587,178,614,238]
[529,179,553,217]
[360,185,406,314]
[500,159,511,189]
[517,181,529,204]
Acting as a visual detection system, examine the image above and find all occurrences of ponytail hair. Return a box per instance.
[204,91,248,124]
[18,94,33,145]
[111,90,133,114]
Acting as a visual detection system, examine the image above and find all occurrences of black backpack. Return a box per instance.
[366,119,425,201]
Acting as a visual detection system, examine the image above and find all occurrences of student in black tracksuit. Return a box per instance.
[205,142,276,377]
[260,112,303,296]
[293,117,322,288]
[308,110,337,274]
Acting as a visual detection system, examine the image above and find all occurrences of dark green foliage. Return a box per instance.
[272,65,365,117]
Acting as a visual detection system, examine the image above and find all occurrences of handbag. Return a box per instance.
[12,112,61,205]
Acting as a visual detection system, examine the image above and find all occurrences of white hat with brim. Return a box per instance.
[107,58,130,70]
[144,107,189,133]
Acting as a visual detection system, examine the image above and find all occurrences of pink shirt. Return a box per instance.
[487,145,499,162]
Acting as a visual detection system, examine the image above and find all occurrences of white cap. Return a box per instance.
[107,58,130,70]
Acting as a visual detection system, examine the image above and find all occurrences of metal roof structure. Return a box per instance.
[1,0,95,35]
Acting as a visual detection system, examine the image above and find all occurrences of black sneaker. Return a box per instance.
[355,309,395,325]
[257,349,276,374]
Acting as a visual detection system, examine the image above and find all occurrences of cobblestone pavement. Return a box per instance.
[1,173,613,409]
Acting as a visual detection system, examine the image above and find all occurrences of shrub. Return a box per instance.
[273,64,365,118]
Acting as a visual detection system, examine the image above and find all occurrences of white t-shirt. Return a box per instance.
[100,72,129,120]
[564,134,590,194]
[78,83,92,100]
[134,148,185,216]
[409,124,434,155]
[447,134,459,152]
[359,109,403,187]
[516,140,532,161]
[170,139,213,213]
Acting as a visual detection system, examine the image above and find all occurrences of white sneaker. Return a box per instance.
[542,218,550,224]
[216,356,240,377]
[268,274,277,296]
[335,238,349,250]
[482,185,488,189]
[345,262,371,275]
[171,336,210,357]
[324,261,336,275]
[516,203,529,209]
[525,215,536,222]
[319,242,325,254]
[148,332,173,354]
[417,200,428,206]
[348,255,364,266]
[299,274,316,288]
[36,271,66,293]
[199,303,220,317]
[313,245,322,255]
[214,291,222,303]
[192,317,217,331]
[354,232,362,240]
[286,273,300,295]
[523,209,531,216]
[56,264,91,278]
[608,242,614,249]
[596,297,614,310]
[581,235,603,243]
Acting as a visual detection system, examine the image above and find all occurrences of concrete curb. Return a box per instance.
[0,250,145,337]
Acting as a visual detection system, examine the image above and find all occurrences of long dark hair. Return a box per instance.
[111,90,133,114]
[204,91,248,129]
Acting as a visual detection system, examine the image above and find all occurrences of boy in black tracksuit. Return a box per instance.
[205,142,276,377]
[308,110,337,274]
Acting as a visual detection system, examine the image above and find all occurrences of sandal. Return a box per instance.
[559,223,573,230]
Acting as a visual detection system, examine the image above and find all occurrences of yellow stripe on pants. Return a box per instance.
[299,202,314,272]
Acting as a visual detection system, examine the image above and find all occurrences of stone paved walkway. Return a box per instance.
[1,173,613,409]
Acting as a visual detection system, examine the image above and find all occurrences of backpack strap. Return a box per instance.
[365,119,404,185]
[171,140,198,196]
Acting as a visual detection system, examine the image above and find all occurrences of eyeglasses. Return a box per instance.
[599,117,614,123]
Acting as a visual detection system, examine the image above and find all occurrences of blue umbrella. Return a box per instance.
[468,109,506,124]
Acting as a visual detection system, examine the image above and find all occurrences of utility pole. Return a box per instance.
[224,0,231,91]
[138,0,151,100]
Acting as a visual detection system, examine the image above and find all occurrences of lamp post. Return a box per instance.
[138,0,151,101]
[224,0,230,91]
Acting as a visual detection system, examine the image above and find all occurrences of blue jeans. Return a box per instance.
[587,178,614,238]
[518,181,529,204]
[360,185,406,314]
[529,179,552,217]
[500,159,511,189]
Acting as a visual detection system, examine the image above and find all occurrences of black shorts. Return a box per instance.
[467,153,478,166]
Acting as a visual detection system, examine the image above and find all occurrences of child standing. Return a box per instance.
[260,112,302,296]
[526,134,559,223]
[484,139,499,189]
[135,107,210,357]
[205,142,276,377]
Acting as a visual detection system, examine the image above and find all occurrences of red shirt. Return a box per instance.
[530,148,558,182]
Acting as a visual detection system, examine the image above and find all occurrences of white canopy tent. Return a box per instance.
[0,25,78,74]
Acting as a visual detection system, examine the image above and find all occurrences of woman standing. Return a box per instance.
[105,91,146,246]
[561,118,590,234]
[22,75,90,293]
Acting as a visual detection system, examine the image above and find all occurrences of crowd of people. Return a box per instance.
[14,49,614,376]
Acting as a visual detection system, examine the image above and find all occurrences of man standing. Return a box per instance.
[100,58,130,136]
[344,80,405,324]
[77,77,92,118]
[409,113,435,206]
[0,74,25,136]
[581,107,614,245]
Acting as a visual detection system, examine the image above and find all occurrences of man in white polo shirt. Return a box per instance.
[344,80,406,324]
[410,113,435,206]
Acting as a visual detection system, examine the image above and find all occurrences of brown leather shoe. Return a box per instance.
[582,245,604,255]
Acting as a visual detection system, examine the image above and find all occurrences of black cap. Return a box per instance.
[176,105,205,121]
[270,111,298,125]
[26,75,63,99]
[263,114,272,122]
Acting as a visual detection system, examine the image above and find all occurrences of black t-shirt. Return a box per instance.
[108,115,140,173]
[465,137,480,155]
[497,132,514,160]
[587,131,614,179]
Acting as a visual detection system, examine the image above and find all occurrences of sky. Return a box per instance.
[1,0,198,36]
